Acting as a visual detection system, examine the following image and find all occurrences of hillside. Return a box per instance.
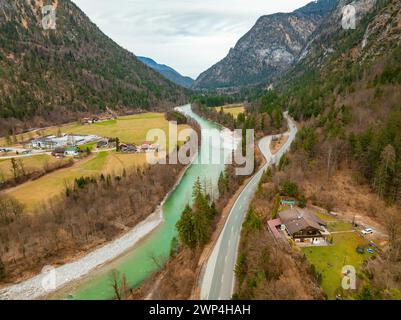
[137,56,194,88]
[280,0,401,124]
[193,0,337,90]
[244,0,401,299]
[0,0,188,136]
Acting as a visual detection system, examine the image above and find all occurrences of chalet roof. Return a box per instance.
[279,208,326,236]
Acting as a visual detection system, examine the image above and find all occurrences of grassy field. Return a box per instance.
[3,112,190,210]
[214,105,245,118]
[6,151,148,211]
[0,113,190,147]
[0,154,68,181]
[103,151,149,175]
[302,232,369,300]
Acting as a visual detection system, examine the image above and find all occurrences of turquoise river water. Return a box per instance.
[61,104,227,300]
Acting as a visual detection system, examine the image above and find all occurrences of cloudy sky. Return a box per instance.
[72,0,312,79]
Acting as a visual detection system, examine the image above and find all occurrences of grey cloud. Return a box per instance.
[72,0,311,78]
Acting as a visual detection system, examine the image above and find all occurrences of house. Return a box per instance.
[149,143,160,152]
[97,140,109,148]
[278,207,330,245]
[64,147,80,157]
[140,141,151,151]
[81,113,115,125]
[31,134,100,150]
[121,144,137,153]
[81,117,93,125]
[51,148,65,158]
[31,136,64,149]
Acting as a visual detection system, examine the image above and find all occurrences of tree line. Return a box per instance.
[0,160,184,283]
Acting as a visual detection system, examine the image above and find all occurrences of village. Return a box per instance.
[0,112,162,160]
[0,134,160,159]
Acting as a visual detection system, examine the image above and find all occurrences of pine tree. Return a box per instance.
[374,144,396,198]
[176,205,195,248]
[218,172,228,196]
[115,137,120,152]
[10,158,20,181]
[193,209,209,246]
[192,177,203,199]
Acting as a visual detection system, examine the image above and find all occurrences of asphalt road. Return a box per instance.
[200,112,297,300]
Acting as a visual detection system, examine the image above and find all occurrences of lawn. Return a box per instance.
[214,105,245,118]
[310,210,354,232]
[302,232,369,300]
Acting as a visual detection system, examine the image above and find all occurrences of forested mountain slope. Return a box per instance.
[238,0,401,299]
[277,0,401,204]
[0,0,187,135]
[137,56,194,88]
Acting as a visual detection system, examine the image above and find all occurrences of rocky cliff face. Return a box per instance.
[193,0,337,90]
[284,0,401,85]
[279,0,401,122]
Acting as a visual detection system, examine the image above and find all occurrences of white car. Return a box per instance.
[362,228,374,235]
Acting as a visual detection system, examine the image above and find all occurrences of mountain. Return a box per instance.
[0,0,187,136]
[276,0,401,205]
[239,0,401,300]
[281,0,401,120]
[137,57,194,88]
[193,0,337,90]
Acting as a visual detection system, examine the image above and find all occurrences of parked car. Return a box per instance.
[361,228,374,235]
[356,246,365,254]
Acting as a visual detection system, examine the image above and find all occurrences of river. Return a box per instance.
[57,104,232,300]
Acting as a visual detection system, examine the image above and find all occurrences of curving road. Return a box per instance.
[200,112,297,300]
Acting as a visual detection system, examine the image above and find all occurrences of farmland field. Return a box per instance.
[0,154,68,181]
[2,112,190,210]
[0,113,190,147]
[214,105,245,118]
[103,151,149,175]
[5,151,148,211]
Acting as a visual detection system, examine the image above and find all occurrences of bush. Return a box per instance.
[166,111,187,124]
[280,181,300,198]
[243,207,262,233]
